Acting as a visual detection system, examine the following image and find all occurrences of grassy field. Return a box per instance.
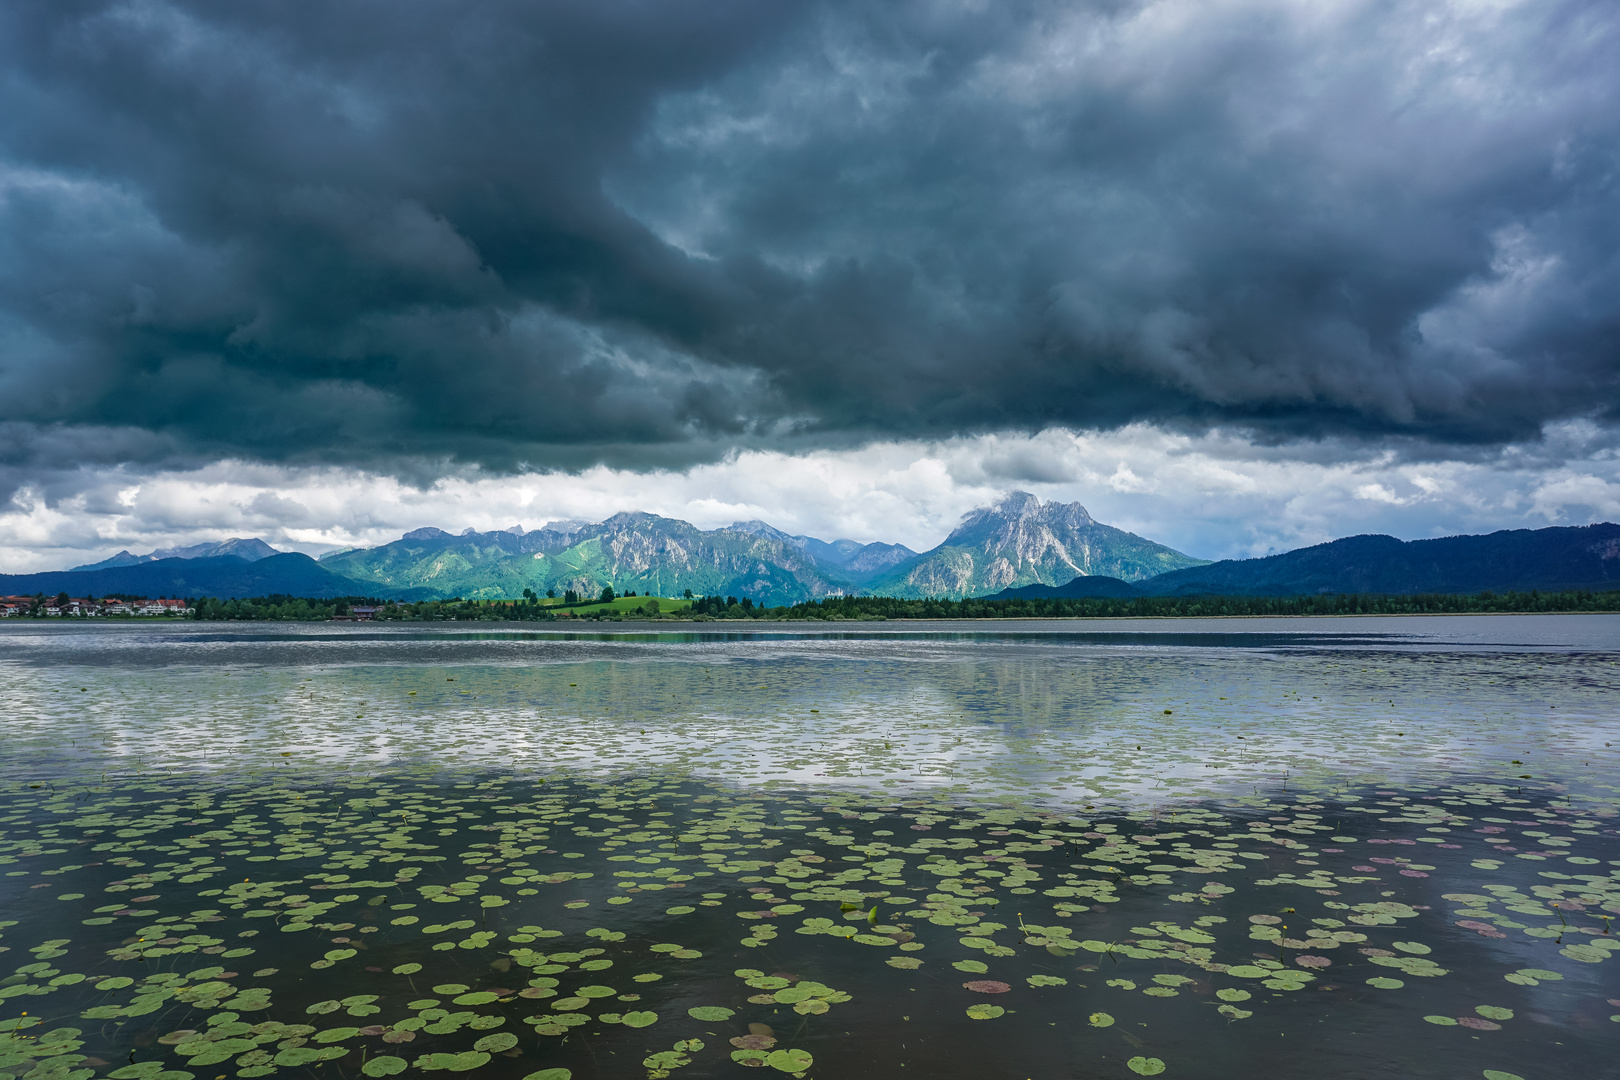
[536,594,693,617]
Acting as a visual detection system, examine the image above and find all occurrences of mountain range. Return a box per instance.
[8,496,1620,605]
[4,493,1202,604]
[993,523,1620,599]
[70,537,281,571]
[309,492,1202,605]
[0,553,410,602]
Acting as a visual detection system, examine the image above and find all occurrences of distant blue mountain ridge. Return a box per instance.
[991,524,1620,600]
[0,553,422,602]
[70,537,282,571]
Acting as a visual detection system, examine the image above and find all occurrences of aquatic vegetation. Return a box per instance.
[0,766,1613,1079]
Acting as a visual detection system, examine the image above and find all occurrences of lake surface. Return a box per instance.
[1,616,1616,1080]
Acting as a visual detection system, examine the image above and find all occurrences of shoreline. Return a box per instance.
[7,608,1620,627]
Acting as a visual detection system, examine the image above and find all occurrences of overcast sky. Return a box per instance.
[4,0,1619,571]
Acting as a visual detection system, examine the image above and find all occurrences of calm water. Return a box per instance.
[0,616,1616,1080]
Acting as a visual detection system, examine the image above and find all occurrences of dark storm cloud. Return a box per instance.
[1,0,1618,488]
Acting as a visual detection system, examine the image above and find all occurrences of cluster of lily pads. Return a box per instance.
[0,764,1615,1080]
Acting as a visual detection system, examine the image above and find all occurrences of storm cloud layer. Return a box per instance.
[2,0,1618,495]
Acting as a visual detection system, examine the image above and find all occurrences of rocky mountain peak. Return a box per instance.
[873,490,1194,596]
[992,490,1044,515]
[944,492,1094,547]
[599,511,674,532]
[728,520,802,545]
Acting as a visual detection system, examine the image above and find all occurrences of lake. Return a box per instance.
[1,615,1616,1080]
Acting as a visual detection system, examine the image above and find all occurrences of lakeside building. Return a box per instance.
[0,596,194,617]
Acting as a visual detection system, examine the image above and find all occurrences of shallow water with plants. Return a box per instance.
[1,616,1617,1080]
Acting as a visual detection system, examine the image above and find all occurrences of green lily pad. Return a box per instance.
[275,1048,325,1067]
[1127,1057,1166,1075]
[688,1007,734,1021]
[966,1004,1004,1020]
[417,1051,491,1072]
[1511,968,1562,982]
[361,1057,407,1077]
[766,1048,813,1072]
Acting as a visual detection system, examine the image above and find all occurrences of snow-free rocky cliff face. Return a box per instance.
[867,492,1207,598]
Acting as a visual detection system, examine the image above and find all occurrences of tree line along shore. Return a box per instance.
[185,587,1620,621]
[7,586,1619,622]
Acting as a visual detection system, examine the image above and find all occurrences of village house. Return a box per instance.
[0,596,195,617]
[136,598,193,616]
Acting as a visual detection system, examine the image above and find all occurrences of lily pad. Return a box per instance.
[688,1006,735,1022]
[963,980,1012,994]
[766,1048,813,1072]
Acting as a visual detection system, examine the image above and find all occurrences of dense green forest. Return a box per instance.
[192,595,369,621]
[770,588,1620,620]
[174,587,1620,621]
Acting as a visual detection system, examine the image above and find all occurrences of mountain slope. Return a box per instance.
[728,520,917,583]
[319,513,852,606]
[71,537,282,571]
[0,553,416,601]
[991,576,1144,600]
[1135,524,1620,596]
[869,492,1207,598]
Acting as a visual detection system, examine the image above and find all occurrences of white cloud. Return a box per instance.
[4,422,1620,574]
